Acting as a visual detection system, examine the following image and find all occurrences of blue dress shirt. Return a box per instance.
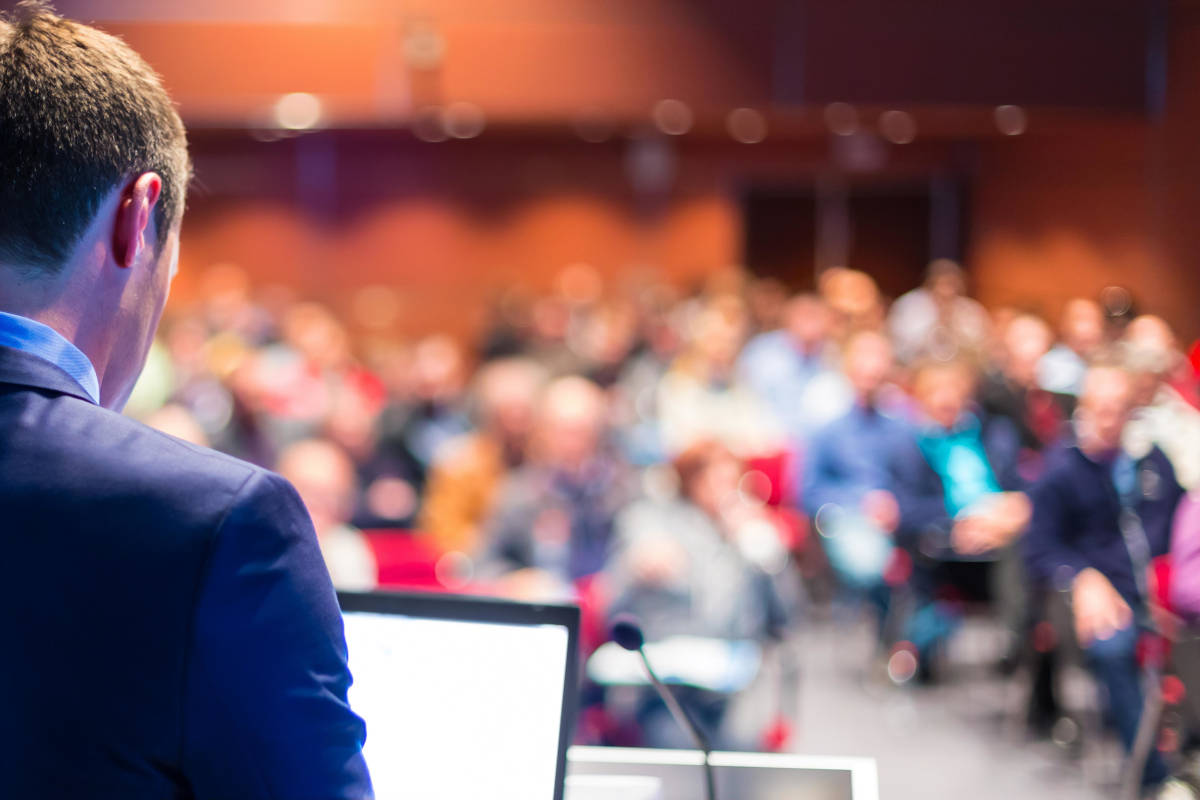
[802,403,913,514]
[0,311,100,404]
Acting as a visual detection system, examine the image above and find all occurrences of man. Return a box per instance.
[0,5,371,798]
[737,292,852,446]
[277,439,379,592]
[977,312,1069,483]
[482,375,633,598]
[887,259,990,365]
[419,356,547,555]
[891,359,1031,675]
[802,330,910,596]
[1025,363,1183,788]
[1037,297,1106,398]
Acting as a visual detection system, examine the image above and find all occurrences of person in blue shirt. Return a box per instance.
[738,293,852,449]
[891,358,1031,679]
[803,330,911,607]
[1024,363,1183,789]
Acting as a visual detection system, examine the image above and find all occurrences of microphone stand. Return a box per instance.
[636,648,716,800]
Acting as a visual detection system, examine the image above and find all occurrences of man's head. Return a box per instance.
[473,357,548,444]
[913,358,977,430]
[1002,313,1053,388]
[533,376,607,471]
[1059,298,1105,358]
[0,2,189,409]
[1076,362,1135,457]
[925,259,967,306]
[276,438,359,537]
[843,329,894,402]
[782,293,832,352]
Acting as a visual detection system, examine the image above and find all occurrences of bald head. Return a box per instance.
[535,376,607,469]
[1076,365,1134,456]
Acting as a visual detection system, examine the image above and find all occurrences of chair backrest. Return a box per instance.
[362,529,445,590]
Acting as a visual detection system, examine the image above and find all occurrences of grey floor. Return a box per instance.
[732,611,1120,800]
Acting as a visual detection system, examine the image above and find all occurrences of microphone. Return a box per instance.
[610,614,717,800]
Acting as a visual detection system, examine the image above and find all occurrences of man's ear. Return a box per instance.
[113,172,163,269]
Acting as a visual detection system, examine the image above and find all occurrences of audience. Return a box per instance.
[131,258,1200,789]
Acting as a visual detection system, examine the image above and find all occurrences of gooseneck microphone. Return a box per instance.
[610,614,717,800]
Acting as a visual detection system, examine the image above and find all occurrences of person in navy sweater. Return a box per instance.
[0,5,370,798]
[1025,363,1184,787]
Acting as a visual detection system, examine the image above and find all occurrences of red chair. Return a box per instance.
[362,529,445,591]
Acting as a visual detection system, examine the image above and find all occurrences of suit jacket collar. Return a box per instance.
[0,344,99,405]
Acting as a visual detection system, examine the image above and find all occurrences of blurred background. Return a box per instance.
[29,1,1200,798]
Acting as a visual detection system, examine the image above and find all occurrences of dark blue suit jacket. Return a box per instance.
[0,346,372,799]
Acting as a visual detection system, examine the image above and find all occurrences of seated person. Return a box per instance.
[276,438,378,592]
[480,376,633,599]
[1024,362,1184,789]
[657,295,784,459]
[419,357,547,555]
[738,293,851,447]
[802,330,910,604]
[605,440,788,748]
[977,312,1069,480]
[891,358,1031,673]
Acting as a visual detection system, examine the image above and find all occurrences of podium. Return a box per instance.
[566,746,879,800]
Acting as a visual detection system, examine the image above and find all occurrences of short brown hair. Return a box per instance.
[0,1,189,273]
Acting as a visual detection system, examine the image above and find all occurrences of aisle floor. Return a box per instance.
[745,613,1119,800]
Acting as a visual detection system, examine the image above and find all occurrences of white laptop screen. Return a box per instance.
[342,606,572,800]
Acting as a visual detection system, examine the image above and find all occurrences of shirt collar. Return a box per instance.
[0,312,100,404]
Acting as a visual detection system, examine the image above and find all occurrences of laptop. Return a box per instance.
[337,590,580,800]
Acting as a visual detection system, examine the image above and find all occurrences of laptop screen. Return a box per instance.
[338,592,579,800]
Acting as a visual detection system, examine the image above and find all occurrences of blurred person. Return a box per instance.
[144,402,211,447]
[1122,314,1200,490]
[887,259,991,364]
[1024,362,1184,789]
[576,301,639,388]
[0,5,369,797]
[745,276,789,334]
[608,285,686,466]
[481,376,632,598]
[277,439,378,592]
[374,334,471,483]
[1037,297,1106,397]
[604,440,789,748]
[802,331,910,600]
[891,359,1031,675]
[419,357,548,554]
[196,262,275,345]
[977,312,1069,477]
[658,295,783,458]
[819,267,885,338]
[738,293,853,447]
